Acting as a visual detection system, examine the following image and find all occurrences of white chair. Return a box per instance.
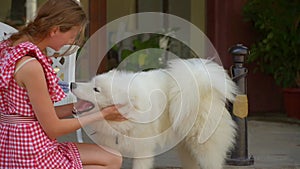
[0,22,18,40]
[0,22,83,143]
[47,45,79,106]
[47,45,83,143]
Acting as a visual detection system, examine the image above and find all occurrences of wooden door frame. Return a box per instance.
[88,0,107,74]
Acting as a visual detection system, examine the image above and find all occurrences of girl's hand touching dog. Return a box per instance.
[101,105,127,122]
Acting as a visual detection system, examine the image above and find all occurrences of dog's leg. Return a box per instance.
[177,143,200,169]
[184,113,236,169]
[132,157,154,169]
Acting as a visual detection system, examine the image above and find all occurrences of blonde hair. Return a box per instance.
[9,0,88,45]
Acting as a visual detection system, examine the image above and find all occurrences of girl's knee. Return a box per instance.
[99,145,122,167]
[108,152,123,169]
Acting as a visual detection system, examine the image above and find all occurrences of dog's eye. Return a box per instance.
[93,87,100,92]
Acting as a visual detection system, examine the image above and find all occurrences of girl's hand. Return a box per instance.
[101,105,127,122]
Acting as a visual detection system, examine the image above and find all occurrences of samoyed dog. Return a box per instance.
[71,58,238,169]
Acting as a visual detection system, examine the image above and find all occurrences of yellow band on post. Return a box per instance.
[233,95,248,118]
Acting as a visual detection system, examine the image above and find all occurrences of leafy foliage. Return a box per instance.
[243,0,300,88]
[113,34,166,72]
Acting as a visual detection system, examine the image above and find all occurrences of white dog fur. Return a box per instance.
[71,58,238,169]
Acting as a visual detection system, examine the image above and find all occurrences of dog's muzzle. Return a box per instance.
[69,82,95,113]
[70,82,77,91]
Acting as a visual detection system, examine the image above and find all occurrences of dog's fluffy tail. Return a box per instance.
[166,58,238,143]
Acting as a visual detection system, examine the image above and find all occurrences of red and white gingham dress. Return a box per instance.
[0,41,82,168]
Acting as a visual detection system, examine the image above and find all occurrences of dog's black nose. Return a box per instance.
[70,82,77,90]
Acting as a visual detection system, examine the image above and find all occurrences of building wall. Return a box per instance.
[107,0,205,33]
[1,0,279,114]
[107,0,136,23]
[206,0,283,114]
[191,0,206,32]
[0,0,11,22]
[102,1,284,115]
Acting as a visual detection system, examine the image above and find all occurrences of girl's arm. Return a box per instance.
[54,104,74,118]
[15,57,125,140]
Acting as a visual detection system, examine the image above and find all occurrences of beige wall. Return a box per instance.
[107,0,136,22]
[191,0,205,32]
[106,0,205,31]
[105,0,206,59]
[0,0,12,22]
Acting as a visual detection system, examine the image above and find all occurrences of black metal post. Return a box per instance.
[226,44,254,166]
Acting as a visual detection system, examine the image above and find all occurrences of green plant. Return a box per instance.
[111,32,176,72]
[112,34,166,71]
[243,0,300,88]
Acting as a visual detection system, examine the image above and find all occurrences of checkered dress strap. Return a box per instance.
[14,57,36,75]
[0,40,65,102]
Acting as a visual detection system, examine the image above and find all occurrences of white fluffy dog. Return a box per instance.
[71,58,238,169]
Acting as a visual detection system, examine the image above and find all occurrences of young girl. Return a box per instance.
[0,0,125,168]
